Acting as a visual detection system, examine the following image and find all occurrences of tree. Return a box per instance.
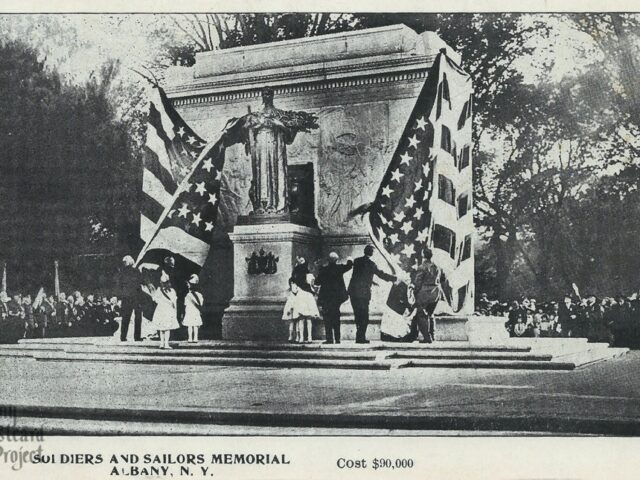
[569,14,640,123]
[0,40,139,292]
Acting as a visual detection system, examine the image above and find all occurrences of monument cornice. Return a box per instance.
[228,233,319,245]
[228,224,320,245]
[166,55,430,106]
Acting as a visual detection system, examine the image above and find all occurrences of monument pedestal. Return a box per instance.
[223,222,320,340]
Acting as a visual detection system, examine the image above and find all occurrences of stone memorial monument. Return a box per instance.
[164,25,495,341]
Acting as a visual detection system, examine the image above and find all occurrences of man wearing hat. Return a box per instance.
[348,245,397,344]
[117,255,144,342]
[315,252,353,344]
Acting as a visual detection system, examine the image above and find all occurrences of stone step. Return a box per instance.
[399,347,628,370]
[10,351,572,370]
[63,346,380,361]
[17,337,535,352]
[396,358,577,370]
[0,344,554,362]
[28,350,391,370]
[552,347,629,369]
[31,345,560,362]
[388,351,554,361]
[0,346,551,364]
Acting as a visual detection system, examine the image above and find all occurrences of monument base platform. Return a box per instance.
[223,312,509,344]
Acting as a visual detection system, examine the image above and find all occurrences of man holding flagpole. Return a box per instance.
[348,245,398,344]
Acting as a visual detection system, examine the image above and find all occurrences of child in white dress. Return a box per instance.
[149,275,180,349]
[282,276,319,343]
[282,278,299,342]
[183,274,203,343]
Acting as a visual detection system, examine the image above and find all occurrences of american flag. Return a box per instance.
[368,51,475,314]
[136,85,241,269]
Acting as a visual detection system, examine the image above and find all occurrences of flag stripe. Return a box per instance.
[140,214,157,243]
[143,147,177,195]
[149,89,176,141]
[146,112,177,176]
[141,191,167,224]
[142,168,175,208]
[143,225,210,266]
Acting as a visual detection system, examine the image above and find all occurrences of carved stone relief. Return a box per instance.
[313,104,394,235]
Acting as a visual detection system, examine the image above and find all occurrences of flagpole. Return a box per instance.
[54,260,60,297]
[1,261,6,294]
[365,213,399,276]
[135,138,225,267]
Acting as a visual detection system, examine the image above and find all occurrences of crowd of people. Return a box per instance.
[477,292,640,347]
[0,290,121,343]
[4,250,640,349]
[0,255,206,347]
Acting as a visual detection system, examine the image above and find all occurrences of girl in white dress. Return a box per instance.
[183,274,203,343]
[282,276,320,343]
[282,278,300,342]
[149,274,180,349]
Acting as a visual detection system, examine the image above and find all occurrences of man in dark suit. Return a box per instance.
[0,292,9,342]
[611,295,631,347]
[7,294,24,343]
[558,294,578,337]
[348,245,397,343]
[411,248,446,343]
[162,256,189,323]
[315,252,353,344]
[118,255,144,342]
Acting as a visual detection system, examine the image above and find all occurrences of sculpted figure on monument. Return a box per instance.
[233,87,318,215]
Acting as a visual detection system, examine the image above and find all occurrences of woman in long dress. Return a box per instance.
[183,274,203,343]
[149,274,180,349]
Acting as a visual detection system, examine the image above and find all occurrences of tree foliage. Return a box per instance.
[0,40,139,290]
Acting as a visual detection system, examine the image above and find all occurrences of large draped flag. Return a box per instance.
[367,50,474,314]
[136,85,242,270]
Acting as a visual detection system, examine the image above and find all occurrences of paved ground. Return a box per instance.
[1,350,639,434]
